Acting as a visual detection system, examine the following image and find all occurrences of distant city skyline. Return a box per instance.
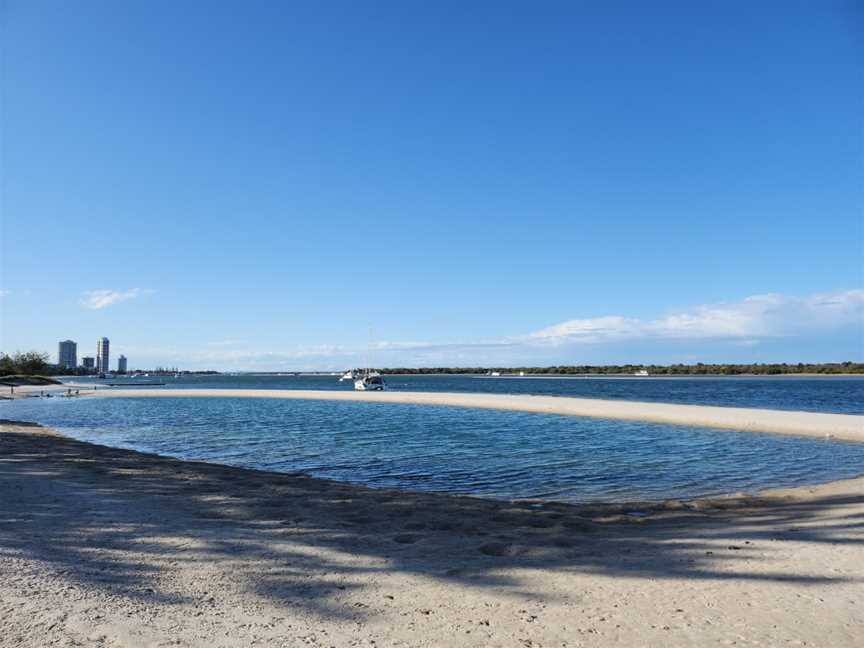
[1,2,861,370]
[51,337,133,373]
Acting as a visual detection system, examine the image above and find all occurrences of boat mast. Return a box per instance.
[366,327,372,376]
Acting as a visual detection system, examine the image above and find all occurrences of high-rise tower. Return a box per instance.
[96,337,110,373]
[58,340,77,370]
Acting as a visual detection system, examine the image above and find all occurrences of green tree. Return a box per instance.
[0,351,50,375]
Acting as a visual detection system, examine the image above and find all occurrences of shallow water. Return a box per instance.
[67,373,864,414]
[4,396,863,504]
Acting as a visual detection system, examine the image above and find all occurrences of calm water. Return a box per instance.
[3,395,863,504]
[67,373,864,414]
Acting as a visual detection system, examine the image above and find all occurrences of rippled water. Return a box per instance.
[4,396,863,503]
[67,373,864,414]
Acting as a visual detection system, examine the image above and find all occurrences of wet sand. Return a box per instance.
[81,387,864,441]
[1,420,862,647]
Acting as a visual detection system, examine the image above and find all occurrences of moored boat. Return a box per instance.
[354,370,385,391]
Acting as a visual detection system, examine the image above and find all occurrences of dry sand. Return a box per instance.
[80,387,864,441]
[1,420,862,647]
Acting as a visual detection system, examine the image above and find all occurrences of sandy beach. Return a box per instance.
[73,387,864,442]
[1,419,862,647]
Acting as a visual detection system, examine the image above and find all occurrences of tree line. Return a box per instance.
[0,351,53,376]
[1,351,94,376]
[2,349,862,376]
[0,351,223,376]
[379,362,864,375]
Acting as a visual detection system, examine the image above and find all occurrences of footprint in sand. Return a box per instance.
[479,542,526,557]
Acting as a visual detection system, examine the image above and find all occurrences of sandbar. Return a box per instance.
[82,387,864,441]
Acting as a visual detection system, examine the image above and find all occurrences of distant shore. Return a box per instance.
[2,419,862,647]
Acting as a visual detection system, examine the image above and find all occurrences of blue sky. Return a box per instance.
[1,1,862,370]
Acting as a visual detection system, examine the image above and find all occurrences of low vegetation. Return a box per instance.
[380,362,864,375]
[0,374,62,386]
[2,349,861,377]
[0,351,53,376]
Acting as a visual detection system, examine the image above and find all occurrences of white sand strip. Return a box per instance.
[89,388,864,441]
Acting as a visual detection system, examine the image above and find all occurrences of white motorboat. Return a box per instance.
[633,370,649,376]
[339,370,356,382]
[354,331,385,391]
[354,370,385,391]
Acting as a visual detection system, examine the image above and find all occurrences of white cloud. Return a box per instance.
[522,289,864,346]
[80,288,154,310]
[122,344,356,368]
[116,288,863,370]
[370,340,513,352]
[729,339,761,348]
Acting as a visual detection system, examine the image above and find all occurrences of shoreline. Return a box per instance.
[2,419,863,646]
[4,417,863,510]
[75,387,864,442]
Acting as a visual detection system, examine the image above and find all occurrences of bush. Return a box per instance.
[0,351,50,375]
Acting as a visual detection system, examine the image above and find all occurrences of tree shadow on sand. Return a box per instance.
[0,421,861,621]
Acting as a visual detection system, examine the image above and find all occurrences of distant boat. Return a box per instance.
[519,371,526,377]
[354,330,385,390]
[490,371,501,377]
[633,370,649,376]
[354,370,385,391]
[339,370,356,382]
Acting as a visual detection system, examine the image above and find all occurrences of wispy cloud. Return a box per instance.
[80,288,154,310]
[121,344,358,370]
[370,340,514,352]
[521,289,864,346]
[119,288,863,370]
[0,290,9,297]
